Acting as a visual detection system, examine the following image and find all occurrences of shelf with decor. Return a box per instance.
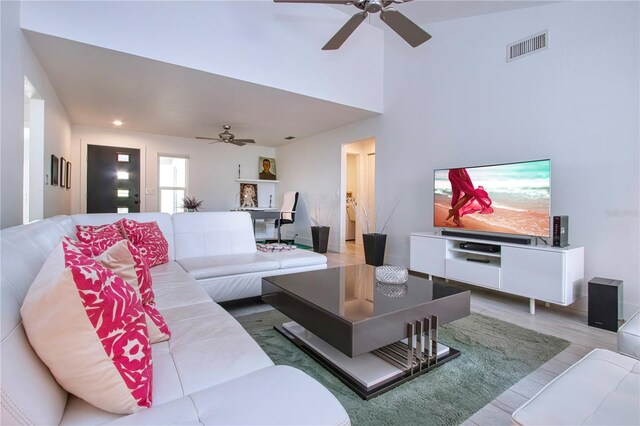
[235,179,279,183]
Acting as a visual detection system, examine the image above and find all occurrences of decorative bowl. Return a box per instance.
[375,265,409,285]
[376,281,408,298]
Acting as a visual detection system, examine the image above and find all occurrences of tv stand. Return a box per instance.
[410,232,584,314]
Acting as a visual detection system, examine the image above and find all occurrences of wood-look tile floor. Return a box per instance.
[225,244,617,426]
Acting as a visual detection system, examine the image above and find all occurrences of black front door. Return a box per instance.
[87,145,140,213]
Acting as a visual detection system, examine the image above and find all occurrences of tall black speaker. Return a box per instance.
[588,277,623,331]
[552,215,569,247]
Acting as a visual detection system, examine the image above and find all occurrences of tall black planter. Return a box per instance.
[363,233,386,266]
[311,226,330,253]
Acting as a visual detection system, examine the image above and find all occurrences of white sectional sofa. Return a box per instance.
[511,312,640,426]
[1,212,348,425]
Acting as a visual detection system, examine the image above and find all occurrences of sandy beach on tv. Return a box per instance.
[434,202,550,237]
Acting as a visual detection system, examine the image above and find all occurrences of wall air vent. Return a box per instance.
[507,30,548,62]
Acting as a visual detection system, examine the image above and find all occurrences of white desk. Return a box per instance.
[231,208,281,236]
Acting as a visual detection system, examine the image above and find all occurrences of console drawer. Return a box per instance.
[446,258,501,289]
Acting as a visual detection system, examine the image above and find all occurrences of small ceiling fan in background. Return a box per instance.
[196,125,256,146]
[274,0,431,50]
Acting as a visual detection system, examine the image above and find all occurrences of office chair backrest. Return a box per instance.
[281,191,299,222]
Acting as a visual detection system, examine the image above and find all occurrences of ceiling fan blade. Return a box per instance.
[196,136,221,141]
[323,11,368,50]
[274,0,354,4]
[380,8,431,47]
[229,140,247,147]
[232,139,256,144]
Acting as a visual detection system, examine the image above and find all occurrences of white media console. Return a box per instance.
[410,232,584,314]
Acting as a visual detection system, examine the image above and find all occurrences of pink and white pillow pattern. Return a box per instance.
[21,240,152,414]
[75,222,124,254]
[120,219,169,267]
[63,237,171,344]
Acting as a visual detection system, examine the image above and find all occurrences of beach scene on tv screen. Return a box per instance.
[434,160,550,237]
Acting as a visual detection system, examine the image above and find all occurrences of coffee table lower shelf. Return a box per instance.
[275,321,461,400]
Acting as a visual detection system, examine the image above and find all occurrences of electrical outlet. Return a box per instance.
[145,188,155,195]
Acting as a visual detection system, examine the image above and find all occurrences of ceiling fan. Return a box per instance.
[274,0,431,50]
[195,125,256,146]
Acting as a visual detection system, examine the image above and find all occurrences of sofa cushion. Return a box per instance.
[21,242,153,414]
[260,249,327,269]
[618,310,640,359]
[512,349,640,425]
[121,219,169,267]
[178,253,280,280]
[188,365,351,426]
[62,366,350,426]
[172,212,257,259]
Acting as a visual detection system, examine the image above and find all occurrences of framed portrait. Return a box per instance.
[240,183,258,208]
[60,157,67,188]
[258,157,276,180]
[51,155,59,186]
[65,162,72,189]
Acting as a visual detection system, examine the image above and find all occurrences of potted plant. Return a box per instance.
[352,197,401,266]
[182,195,203,212]
[307,193,337,253]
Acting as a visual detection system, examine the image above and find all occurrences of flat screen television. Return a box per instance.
[434,159,551,238]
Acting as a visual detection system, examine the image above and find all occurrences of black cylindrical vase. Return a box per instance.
[311,226,330,253]
[363,233,386,266]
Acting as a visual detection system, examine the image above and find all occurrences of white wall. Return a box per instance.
[20,0,383,112]
[1,1,72,228]
[277,1,640,318]
[71,126,277,214]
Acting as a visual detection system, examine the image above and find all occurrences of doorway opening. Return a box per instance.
[340,138,376,254]
[23,77,44,224]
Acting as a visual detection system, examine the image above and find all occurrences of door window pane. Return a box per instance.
[117,189,130,198]
[117,171,129,180]
[117,153,130,162]
[117,207,129,214]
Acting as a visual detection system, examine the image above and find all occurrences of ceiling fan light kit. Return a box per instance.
[274,0,431,50]
[196,125,256,147]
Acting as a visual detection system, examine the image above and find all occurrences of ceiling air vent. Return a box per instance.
[284,136,296,140]
[507,30,548,62]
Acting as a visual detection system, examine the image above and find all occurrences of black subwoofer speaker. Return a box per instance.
[588,277,623,331]
[552,215,569,247]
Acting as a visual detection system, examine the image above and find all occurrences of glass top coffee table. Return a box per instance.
[262,264,470,399]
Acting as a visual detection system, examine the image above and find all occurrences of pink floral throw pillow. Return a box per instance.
[120,219,169,267]
[63,237,171,343]
[21,241,152,414]
[75,222,124,254]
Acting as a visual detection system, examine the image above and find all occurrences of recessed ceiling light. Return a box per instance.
[112,120,123,126]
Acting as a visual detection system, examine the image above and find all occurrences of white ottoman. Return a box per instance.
[618,310,640,359]
[512,349,640,425]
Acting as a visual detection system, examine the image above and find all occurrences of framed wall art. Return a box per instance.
[51,155,59,186]
[65,161,71,189]
[60,157,67,188]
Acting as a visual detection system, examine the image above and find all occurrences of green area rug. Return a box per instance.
[237,310,569,426]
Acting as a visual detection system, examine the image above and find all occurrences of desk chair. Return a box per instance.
[274,191,298,244]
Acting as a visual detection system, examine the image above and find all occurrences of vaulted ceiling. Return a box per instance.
[24,1,554,147]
